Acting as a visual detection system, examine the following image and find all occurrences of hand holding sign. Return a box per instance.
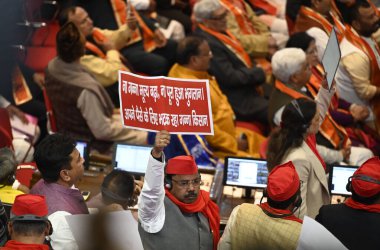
[152,130,171,158]
[119,72,214,135]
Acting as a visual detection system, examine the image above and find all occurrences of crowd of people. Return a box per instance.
[0,0,380,249]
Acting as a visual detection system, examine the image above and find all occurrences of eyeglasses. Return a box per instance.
[172,178,203,189]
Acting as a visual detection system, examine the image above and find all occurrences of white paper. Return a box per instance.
[66,210,143,250]
[321,29,341,90]
[10,114,37,138]
[296,216,347,250]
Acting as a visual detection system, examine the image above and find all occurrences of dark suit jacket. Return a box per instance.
[316,203,380,250]
[194,28,268,122]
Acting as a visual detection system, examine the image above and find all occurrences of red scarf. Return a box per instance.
[345,197,380,213]
[305,134,327,171]
[1,240,49,250]
[258,203,303,223]
[165,189,220,250]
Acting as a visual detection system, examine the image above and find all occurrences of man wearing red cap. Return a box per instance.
[138,130,220,250]
[219,161,303,250]
[1,194,52,250]
[316,157,380,250]
[30,134,89,250]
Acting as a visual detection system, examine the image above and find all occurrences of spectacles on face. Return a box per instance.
[172,177,203,189]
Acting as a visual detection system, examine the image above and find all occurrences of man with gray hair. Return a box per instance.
[193,0,270,127]
[269,48,373,166]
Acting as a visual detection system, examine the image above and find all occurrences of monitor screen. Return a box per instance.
[76,141,89,169]
[223,157,268,189]
[329,165,358,196]
[112,144,152,175]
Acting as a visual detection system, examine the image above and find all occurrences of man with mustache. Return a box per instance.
[138,130,220,250]
[335,0,380,132]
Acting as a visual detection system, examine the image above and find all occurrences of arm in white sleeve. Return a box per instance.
[218,205,240,250]
[316,144,344,164]
[48,211,78,250]
[138,153,166,233]
[77,90,146,144]
[315,87,335,127]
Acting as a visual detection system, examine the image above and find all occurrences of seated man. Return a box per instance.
[193,0,269,126]
[218,161,303,250]
[335,1,380,132]
[270,48,373,166]
[131,0,185,41]
[59,6,134,107]
[75,0,177,76]
[46,22,146,152]
[293,0,343,36]
[168,36,266,159]
[138,130,220,250]
[221,0,279,59]
[87,169,138,212]
[30,133,89,249]
[316,157,380,250]
[2,194,52,250]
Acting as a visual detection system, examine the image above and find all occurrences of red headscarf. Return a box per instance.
[165,189,220,250]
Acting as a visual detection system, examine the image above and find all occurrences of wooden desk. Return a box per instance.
[76,170,109,200]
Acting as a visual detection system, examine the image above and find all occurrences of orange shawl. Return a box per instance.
[220,0,256,35]
[198,24,252,68]
[165,189,220,250]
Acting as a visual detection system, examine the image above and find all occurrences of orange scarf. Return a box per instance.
[258,203,303,223]
[220,0,256,35]
[298,6,333,34]
[85,41,106,59]
[165,189,220,250]
[345,197,380,213]
[198,23,252,67]
[247,0,277,16]
[110,0,156,52]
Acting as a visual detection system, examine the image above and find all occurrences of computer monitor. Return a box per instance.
[329,164,358,196]
[223,157,268,189]
[76,140,90,170]
[112,143,152,176]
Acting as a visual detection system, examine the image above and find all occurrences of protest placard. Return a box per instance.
[119,71,214,135]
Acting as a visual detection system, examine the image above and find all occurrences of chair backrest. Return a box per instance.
[42,88,57,133]
[16,162,37,188]
[23,46,56,73]
[0,108,13,148]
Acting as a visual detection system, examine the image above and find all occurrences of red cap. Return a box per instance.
[267,161,300,201]
[166,155,198,175]
[352,157,380,197]
[11,194,48,217]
